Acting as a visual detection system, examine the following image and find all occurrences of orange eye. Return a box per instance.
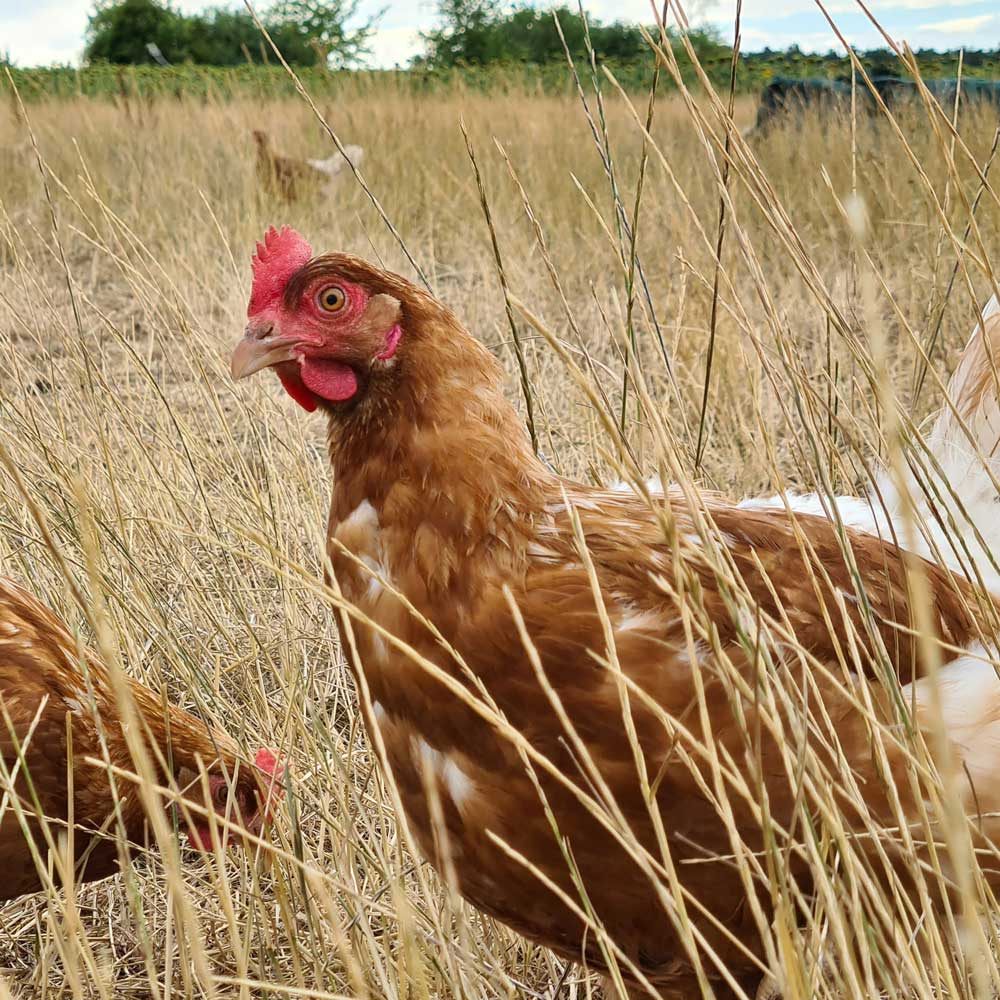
[317,285,347,313]
[213,781,229,807]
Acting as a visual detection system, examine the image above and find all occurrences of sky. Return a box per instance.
[1,0,998,69]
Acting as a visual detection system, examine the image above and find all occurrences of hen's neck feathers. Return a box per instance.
[122,676,242,778]
[327,296,552,559]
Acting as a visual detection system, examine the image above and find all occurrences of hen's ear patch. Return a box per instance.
[360,293,402,332]
[249,226,313,317]
[355,294,403,360]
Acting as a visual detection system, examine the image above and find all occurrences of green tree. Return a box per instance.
[420,0,505,66]
[85,0,188,65]
[267,0,382,67]
[85,0,366,67]
[418,1,651,68]
[184,8,319,66]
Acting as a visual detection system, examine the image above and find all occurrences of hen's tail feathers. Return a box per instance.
[907,646,1000,831]
[929,293,1000,450]
[882,295,1000,593]
[307,144,364,180]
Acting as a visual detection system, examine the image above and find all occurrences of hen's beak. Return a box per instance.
[231,323,299,380]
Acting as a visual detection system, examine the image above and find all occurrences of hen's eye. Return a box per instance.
[317,285,347,313]
[213,782,229,806]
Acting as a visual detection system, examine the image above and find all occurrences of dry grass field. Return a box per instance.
[1,53,1000,1000]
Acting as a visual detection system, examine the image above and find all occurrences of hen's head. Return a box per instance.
[231,226,418,413]
[181,748,284,852]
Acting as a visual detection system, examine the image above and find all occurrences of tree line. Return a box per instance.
[83,0,664,68]
[77,0,1000,83]
[84,0,375,67]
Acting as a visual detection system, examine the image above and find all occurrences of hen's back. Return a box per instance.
[0,579,137,897]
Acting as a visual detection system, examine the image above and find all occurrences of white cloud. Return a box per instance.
[700,0,985,19]
[1,0,89,65]
[917,12,996,32]
[888,0,973,8]
[368,26,424,68]
[373,0,433,29]
[736,26,843,49]
[376,0,987,21]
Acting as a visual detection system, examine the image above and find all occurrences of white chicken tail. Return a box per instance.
[738,295,1000,594]
[307,144,363,180]
[906,644,1000,835]
[927,294,1000,454]
[880,294,1000,593]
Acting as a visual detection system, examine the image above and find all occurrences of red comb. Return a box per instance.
[248,226,313,317]
[253,748,285,823]
[255,747,282,776]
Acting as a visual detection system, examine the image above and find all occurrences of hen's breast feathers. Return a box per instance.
[331,477,995,843]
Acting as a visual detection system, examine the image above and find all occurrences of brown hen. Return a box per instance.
[232,226,1000,998]
[0,577,281,900]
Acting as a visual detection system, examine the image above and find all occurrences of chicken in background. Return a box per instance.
[252,129,363,202]
[231,226,1000,999]
[0,577,282,901]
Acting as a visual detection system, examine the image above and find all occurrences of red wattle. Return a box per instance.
[277,369,320,412]
[300,357,358,402]
[189,825,213,851]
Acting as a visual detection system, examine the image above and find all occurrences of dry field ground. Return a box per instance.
[1,68,999,999]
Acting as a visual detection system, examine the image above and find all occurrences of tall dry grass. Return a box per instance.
[0,29,999,1000]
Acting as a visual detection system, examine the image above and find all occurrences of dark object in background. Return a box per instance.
[749,76,871,135]
[909,77,1000,109]
[748,75,1000,136]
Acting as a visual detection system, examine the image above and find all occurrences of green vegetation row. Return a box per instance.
[6,49,1000,104]
[2,62,653,101]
